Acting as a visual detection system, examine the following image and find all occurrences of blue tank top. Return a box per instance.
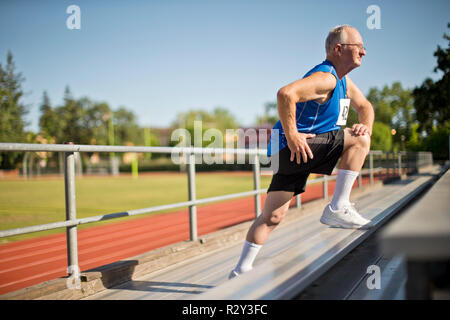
[267,60,347,156]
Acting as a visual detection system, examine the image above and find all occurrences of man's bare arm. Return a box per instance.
[346,76,374,136]
[276,72,336,163]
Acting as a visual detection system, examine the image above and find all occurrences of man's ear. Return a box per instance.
[334,44,342,56]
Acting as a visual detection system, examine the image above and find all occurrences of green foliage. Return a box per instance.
[405,123,423,152]
[370,122,392,151]
[38,88,148,147]
[143,127,160,147]
[407,122,450,160]
[256,102,279,125]
[411,23,450,159]
[424,123,450,160]
[112,107,143,146]
[170,107,240,147]
[343,106,393,151]
[412,23,450,135]
[0,52,29,168]
[173,107,239,131]
[367,82,414,146]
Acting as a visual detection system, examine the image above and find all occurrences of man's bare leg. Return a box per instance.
[322,128,372,228]
[230,190,293,277]
[338,128,371,171]
[330,128,370,210]
[246,190,294,245]
[231,129,372,277]
[246,128,370,241]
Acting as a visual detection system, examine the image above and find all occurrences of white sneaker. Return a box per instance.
[228,267,253,279]
[320,203,372,229]
[228,270,240,280]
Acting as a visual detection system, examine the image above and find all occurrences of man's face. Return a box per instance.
[338,28,366,69]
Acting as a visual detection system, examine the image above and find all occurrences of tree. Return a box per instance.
[170,107,240,147]
[82,100,111,145]
[411,23,450,160]
[341,81,413,151]
[0,51,29,169]
[256,102,279,125]
[39,91,61,141]
[370,122,392,151]
[113,107,143,146]
[38,88,146,148]
[366,82,415,148]
[423,123,450,160]
[59,86,86,144]
[412,23,450,135]
[211,107,240,131]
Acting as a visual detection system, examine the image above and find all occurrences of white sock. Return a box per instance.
[330,169,359,210]
[234,240,262,274]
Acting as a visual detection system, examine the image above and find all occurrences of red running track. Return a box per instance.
[0,175,379,295]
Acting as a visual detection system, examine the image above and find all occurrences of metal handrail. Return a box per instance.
[0,142,418,281]
[0,143,267,155]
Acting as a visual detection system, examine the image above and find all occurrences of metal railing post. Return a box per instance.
[393,152,397,178]
[64,151,79,279]
[253,154,261,217]
[391,152,394,178]
[295,194,301,209]
[323,175,328,199]
[386,152,389,178]
[384,153,387,178]
[398,152,402,180]
[378,154,382,180]
[59,151,64,176]
[22,152,28,179]
[187,152,198,241]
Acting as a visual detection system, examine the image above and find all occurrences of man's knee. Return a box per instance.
[350,133,371,155]
[358,134,371,154]
[265,208,287,226]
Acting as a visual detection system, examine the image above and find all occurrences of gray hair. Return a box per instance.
[325,25,353,55]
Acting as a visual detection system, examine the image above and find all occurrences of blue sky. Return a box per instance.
[1,0,449,132]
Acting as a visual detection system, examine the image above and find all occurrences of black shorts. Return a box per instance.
[267,129,344,196]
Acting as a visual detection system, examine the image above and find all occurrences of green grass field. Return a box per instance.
[0,172,273,244]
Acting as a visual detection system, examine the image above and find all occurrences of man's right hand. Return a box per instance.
[286,132,316,164]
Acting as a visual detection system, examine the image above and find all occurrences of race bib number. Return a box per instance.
[336,98,350,126]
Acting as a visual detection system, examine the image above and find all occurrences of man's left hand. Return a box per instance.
[351,123,371,136]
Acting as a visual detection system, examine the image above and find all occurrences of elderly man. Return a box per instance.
[230,25,374,279]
